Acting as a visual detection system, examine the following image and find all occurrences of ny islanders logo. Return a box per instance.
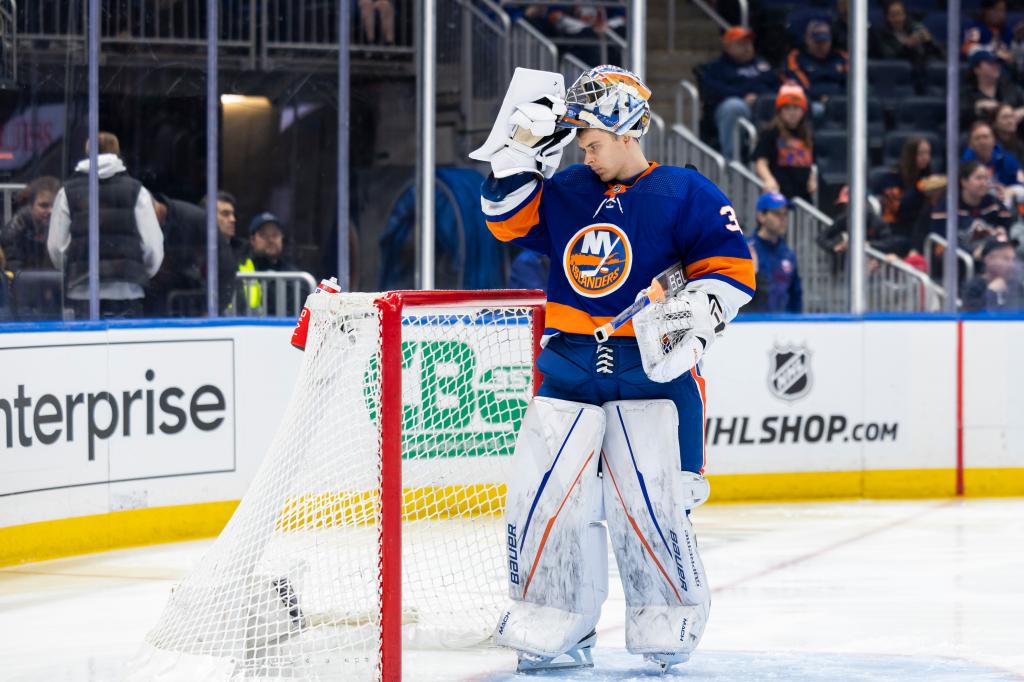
[563,224,632,297]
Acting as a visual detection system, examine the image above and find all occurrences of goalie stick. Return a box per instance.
[593,262,687,343]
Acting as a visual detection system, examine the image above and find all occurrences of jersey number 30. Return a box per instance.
[720,206,742,232]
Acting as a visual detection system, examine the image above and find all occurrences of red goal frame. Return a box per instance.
[373,290,545,681]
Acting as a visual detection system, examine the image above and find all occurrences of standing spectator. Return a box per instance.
[962,120,1024,203]
[201,190,247,262]
[784,19,848,117]
[358,0,395,45]
[992,102,1024,160]
[960,50,1024,131]
[47,132,163,320]
[746,191,802,313]
[1,176,60,271]
[962,0,1014,68]
[962,237,1024,310]
[148,193,237,316]
[932,160,1011,256]
[237,212,298,315]
[868,0,943,69]
[701,26,780,160]
[754,83,816,202]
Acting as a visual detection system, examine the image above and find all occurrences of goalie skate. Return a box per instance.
[515,630,597,673]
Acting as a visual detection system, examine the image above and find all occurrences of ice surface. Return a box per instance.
[1,499,1021,681]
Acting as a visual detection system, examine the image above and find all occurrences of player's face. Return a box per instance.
[31,191,54,231]
[578,129,626,182]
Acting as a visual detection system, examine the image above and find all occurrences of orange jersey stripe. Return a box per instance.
[485,188,543,242]
[684,255,756,291]
[546,301,636,337]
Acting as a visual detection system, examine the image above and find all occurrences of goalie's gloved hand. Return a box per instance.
[633,290,725,383]
[491,95,576,179]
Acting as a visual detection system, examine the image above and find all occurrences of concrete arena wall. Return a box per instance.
[0,314,1020,567]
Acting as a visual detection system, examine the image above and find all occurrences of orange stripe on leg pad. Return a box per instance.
[523,450,596,598]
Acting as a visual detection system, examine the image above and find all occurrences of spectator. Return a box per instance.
[992,102,1024,160]
[962,120,1024,203]
[201,190,247,261]
[868,0,943,69]
[358,0,395,45]
[746,192,802,313]
[701,26,780,159]
[819,185,904,260]
[47,132,163,320]
[148,193,237,316]
[508,250,549,291]
[0,176,61,272]
[238,212,297,315]
[961,50,1024,131]
[754,83,816,202]
[784,19,848,117]
[931,160,1011,257]
[962,0,1014,68]
[962,237,1024,310]
[893,136,943,256]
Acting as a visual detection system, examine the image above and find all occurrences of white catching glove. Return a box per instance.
[490,95,576,179]
[632,290,725,383]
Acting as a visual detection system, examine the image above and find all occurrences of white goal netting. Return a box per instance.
[134,291,542,681]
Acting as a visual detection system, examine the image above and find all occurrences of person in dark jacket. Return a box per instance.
[46,132,163,319]
[701,26,780,160]
[746,191,803,313]
[960,49,1024,132]
[932,160,1012,258]
[962,237,1024,310]
[147,193,237,316]
[238,212,299,315]
[0,176,60,272]
[784,19,848,117]
[868,0,943,69]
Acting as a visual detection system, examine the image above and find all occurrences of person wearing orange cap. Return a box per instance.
[753,83,816,201]
[700,26,779,159]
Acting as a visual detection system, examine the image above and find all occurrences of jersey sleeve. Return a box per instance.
[480,172,550,254]
[674,174,756,321]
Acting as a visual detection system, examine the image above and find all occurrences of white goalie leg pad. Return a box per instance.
[496,396,607,659]
[600,399,712,657]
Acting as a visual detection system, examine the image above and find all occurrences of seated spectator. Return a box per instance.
[962,237,1024,310]
[931,160,1011,258]
[0,176,60,272]
[754,84,816,202]
[238,212,298,315]
[892,136,944,257]
[701,26,780,159]
[868,0,943,69]
[818,185,904,262]
[962,120,1024,203]
[148,193,237,316]
[960,50,1024,131]
[358,0,395,45]
[784,19,848,117]
[962,0,1014,70]
[992,102,1024,160]
[46,132,163,320]
[746,192,802,313]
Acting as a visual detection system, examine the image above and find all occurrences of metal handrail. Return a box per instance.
[689,0,747,29]
[511,17,558,72]
[865,244,945,311]
[646,111,667,163]
[473,0,511,31]
[0,182,27,225]
[924,233,975,282]
[731,117,758,163]
[668,123,727,187]
[675,79,699,132]
[727,159,763,226]
[234,271,317,317]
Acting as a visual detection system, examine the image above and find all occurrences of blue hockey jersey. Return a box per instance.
[481,162,755,337]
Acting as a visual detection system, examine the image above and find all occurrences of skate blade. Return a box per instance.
[516,635,596,674]
[643,652,689,674]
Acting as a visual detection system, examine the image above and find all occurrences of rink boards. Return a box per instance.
[1,314,1023,565]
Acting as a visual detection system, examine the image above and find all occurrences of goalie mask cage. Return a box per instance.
[135,290,545,682]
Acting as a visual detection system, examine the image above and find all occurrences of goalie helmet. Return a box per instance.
[559,65,652,138]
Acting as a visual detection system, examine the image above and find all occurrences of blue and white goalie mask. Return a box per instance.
[559,65,652,138]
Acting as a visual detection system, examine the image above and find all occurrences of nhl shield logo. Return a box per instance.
[768,344,812,401]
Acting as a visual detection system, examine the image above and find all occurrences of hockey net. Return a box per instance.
[135,290,545,681]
